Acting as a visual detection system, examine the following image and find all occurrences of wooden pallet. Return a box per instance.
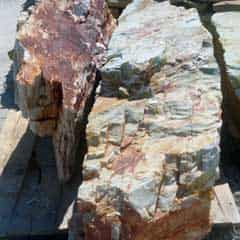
[0,111,239,237]
[211,183,240,225]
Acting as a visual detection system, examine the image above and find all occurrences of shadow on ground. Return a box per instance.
[0,128,82,237]
[0,0,84,238]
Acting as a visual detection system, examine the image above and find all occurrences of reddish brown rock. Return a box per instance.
[69,191,212,240]
[14,0,115,182]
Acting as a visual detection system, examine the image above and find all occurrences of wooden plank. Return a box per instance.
[211,183,240,225]
[0,110,36,236]
[8,137,60,236]
[6,136,80,236]
[213,0,240,12]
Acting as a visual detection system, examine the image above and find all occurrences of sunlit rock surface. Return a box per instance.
[13,0,115,182]
[69,1,222,239]
[211,12,240,138]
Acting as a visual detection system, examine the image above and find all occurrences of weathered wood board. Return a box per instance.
[211,183,240,225]
[213,0,240,12]
[0,112,78,236]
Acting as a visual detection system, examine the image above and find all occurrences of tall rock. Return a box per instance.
[211,11,240,139]
[13,0,115,182]
[69,0,222,239]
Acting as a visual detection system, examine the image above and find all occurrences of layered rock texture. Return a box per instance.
[212,12,240,138]
[172,0,240,169]
[69,1,223,239]
[12,0,240,239]
[13,0,115,182]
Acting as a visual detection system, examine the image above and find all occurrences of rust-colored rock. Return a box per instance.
[69,191,212,240]
[14,0,115,182]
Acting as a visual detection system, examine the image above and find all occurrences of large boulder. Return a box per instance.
[69,1,222,239]
[13,0,115,182]
[211,12,240,138]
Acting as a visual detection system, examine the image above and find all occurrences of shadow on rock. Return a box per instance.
[0,125,82,237]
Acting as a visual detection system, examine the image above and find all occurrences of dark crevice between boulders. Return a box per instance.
[67,69,102,183]
[196,7,240,240]
[197,8,240,167]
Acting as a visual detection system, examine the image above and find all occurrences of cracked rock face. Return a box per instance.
[13,0,115,182]
[69,1,222,239]
[211,12,240,138]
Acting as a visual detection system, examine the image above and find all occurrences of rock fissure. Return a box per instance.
[198,9,240,163]
[203,15,240,178]
[171,0,240,160]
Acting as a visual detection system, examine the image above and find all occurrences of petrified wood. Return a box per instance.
[68,0,223,239]
[14,0,115,182]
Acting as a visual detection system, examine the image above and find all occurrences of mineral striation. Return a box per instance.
[211,12,240,138]
[69,0,222,239]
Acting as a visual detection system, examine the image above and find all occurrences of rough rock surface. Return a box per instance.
[211,12,240,138]
[69,1,222,239]
[13,0,115,182]
[205,6,240,240]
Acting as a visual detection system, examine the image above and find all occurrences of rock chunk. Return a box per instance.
[13,0,115,182]
[212,12,240,138]
[69,1,222,239]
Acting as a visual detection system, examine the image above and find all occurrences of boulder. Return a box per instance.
[211,12,240,138]
[106,0,132,18]
[13,0,115,182]
[69,1,222,239]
